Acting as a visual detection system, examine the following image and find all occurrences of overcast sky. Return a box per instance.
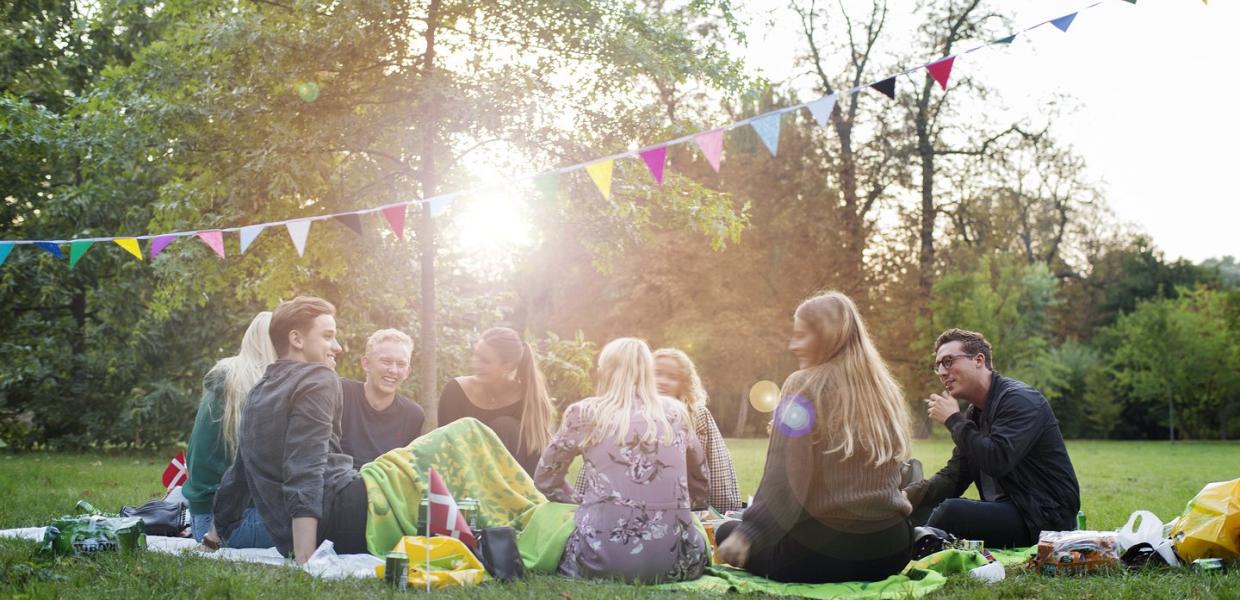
[737,0,1238,263]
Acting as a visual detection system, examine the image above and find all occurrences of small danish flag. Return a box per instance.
[163,450,188,491]
[427,467,476,548]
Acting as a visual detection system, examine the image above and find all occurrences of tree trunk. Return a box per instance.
[733,391,750,437]
[418,0,442,432]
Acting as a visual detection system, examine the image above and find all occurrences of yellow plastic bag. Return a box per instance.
[1170,477,1240,562]
[374,536,490,589]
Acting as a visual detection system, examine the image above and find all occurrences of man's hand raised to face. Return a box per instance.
[926,392,961,424]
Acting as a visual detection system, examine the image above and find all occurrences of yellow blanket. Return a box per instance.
[359,417,548,556]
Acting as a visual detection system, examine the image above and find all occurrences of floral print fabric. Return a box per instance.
[534,398,710,583]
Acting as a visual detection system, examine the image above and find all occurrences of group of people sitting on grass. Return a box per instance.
[186,291,1080,584]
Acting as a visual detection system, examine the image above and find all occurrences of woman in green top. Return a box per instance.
[184,311,278,546]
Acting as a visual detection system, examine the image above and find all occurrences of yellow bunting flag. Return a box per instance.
[113,238,144,261]
[585,160,614,201]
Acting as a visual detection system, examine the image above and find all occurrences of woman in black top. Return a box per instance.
[439,327,556,475]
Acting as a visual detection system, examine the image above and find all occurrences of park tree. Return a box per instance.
[1101,288,1240,440]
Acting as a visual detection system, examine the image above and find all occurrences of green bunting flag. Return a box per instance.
[69,241,94,268]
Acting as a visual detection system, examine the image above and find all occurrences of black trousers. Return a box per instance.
[321,476,369,554]
[920,498,1035,548]
[715,518,912,584]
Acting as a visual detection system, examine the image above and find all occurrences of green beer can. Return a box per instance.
[385,551,409,590]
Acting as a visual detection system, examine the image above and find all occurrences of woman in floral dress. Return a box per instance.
[534,337,710,583]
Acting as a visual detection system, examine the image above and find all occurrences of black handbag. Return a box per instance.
[476,526,526,582]
[119,499,189,537]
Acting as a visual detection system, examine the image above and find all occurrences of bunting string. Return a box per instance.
[1,0,1165,268]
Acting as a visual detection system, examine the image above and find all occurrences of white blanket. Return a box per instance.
[0,527,382,579]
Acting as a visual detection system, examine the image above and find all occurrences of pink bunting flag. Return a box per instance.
[149,235,177,259]
[926,56,956,91]
[382,205,406,240]
[639,146,667,185]
[196,230,225,258]
[694,129,724,173]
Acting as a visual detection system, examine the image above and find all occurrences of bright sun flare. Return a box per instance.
[447,189,534,276]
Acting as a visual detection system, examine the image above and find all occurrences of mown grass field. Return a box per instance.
[1,439,1239,598]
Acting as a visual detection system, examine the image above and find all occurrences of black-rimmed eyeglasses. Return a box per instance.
[931,353,976,373]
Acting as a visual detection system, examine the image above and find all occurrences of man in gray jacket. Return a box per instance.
[204,296,369,563]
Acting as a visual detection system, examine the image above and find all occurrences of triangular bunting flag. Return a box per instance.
[113,238,143,261]
[751,113,782,156]
[333,214,363,237]
[68,241,93,268]
[429,196,451,218]
[1122,0,1136,3]
[926,56,956,91]
[382,205,406,240]
[870,76,896,100]
[535,173,560,204]
[286,220,311,257]
[239,225,265,253]
[806,94,837,127]
[149,235,177,259]
[638,146,667,185]
[0,242,13,266]
[36,242,64,259]
[994,34,1016,45]
[694,129,724,173]
[585,160,614,201]
[1050,13,1076,33]
[197,230,225,258]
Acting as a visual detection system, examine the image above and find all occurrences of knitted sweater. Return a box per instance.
[737,370,911,558]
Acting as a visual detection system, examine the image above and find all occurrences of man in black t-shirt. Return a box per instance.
[340,329,424,467]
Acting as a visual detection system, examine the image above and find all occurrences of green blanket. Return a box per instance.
[516,502,951,598]
[359,418,548,556]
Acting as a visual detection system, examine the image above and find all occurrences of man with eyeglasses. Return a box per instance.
[903,328,1080,548]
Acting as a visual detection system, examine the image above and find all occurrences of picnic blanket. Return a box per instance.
[514,501,953,598]
[359,417,547,556]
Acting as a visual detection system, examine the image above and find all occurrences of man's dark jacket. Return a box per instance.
[906,371,1080,537]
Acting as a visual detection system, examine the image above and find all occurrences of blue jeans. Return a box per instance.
[190,507,274,549]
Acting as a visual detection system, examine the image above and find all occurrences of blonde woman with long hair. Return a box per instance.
[184,311,278,547]
[440,327,556,475]
[653,348,742,512]
[715,292,915,583]
[534,338,710,583]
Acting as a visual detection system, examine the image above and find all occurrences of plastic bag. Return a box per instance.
[41,515,147,556]
[1115,510,1179,567]
[1032,530,1121,576]
[375,536,489,589]
[1170,477,1240,562]
[303,540,383,580]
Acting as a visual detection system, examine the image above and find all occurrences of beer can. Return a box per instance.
[385,551,409,589]
[1191,558,1225,574]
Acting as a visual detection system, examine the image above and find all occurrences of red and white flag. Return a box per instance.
[427,467,476,548]
[162,450,188,491]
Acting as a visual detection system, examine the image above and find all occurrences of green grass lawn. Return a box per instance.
[2,440,1239,598]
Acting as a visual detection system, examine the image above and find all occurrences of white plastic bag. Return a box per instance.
[1116,510,1163,552]
[1116,510,1179,567]
[303,540,384,580]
